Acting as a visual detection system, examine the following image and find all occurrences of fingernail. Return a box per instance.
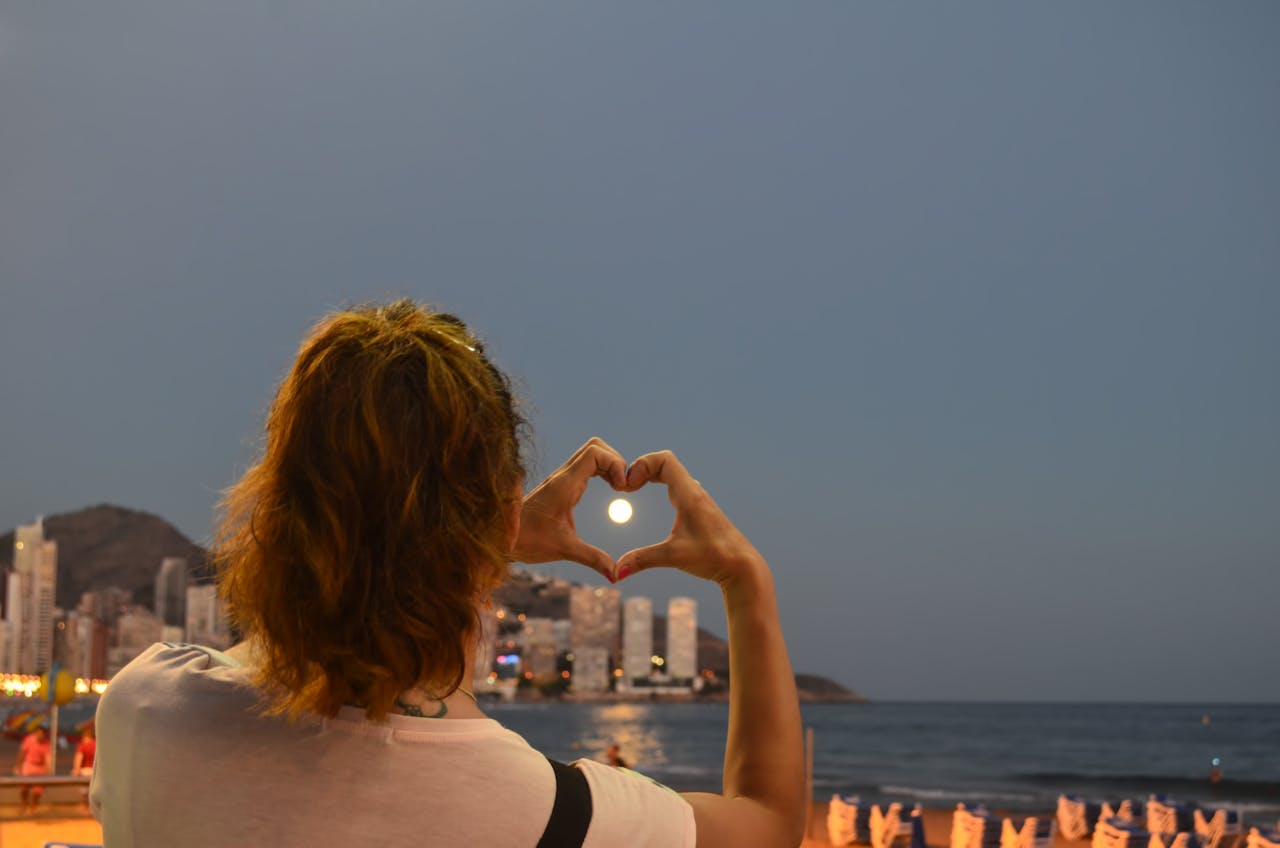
[616,566,631,581]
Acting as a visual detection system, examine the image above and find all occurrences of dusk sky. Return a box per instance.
[2,4,1276,701]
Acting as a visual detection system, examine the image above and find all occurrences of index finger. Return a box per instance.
[567,438,628,490]
[624,450,704,508]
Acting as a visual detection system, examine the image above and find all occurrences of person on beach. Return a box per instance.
[91,301,805,847]
[73,723,96,812]
[14,724,51,814]
[605,743,629,769]
[606,742,632,768]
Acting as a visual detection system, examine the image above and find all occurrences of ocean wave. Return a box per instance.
[881,785,1039,803]
[651,764,715,776]
[1020,772,1280,799]
[1233,802,1280,814]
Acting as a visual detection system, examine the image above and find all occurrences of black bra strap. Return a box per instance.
[537,757,593,848]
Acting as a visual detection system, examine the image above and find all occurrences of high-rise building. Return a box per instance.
[5,517,58,673]
[472,608,500,691]
[666,597,697,684]
[569,585,620,663]
[58,609,110,681]
[184,584,231,649]
[552,620,572,654]
[156,558,188,630]
[622,596,653,686]
[521,617,559,683]
[2,573,21,671]
[570,646,610,694]
[78,614,109,680]
[107,606,163,677]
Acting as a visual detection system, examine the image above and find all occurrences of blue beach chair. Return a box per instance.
[952,803,1001,848]
[872,802,923,848]
[829,794,869,846]
[1148,797,1197,837]
[1195,807,1245,848]
[1060,795,1104,840]
[1002,816,1056,848]
[1094,817,1151,848]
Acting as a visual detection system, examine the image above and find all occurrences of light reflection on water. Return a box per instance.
[485,700,730,792]
[572,703,669,769]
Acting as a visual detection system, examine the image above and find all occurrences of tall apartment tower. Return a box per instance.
[155,558,189,637]
[665,597,697,684]
[569,585,620,693]
[6,517,58,674]
[471,609,499,691]
[568,585,620,661]
[185,583,231,650]
[621,596,654,686]
[521,617,559,683]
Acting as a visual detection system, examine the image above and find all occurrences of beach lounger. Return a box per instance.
[829,794,867,846]
[872,802,923,848]
[1002,816,1056,848]
[1101,800,1145,826]
[952,804,1000,848]
[1150,833,1208,848]
[952,804,986,848]
[1148,798,1196,836]
[1060,795,1104,840]
[1194,807,1244,848]
[1094,818,1151,848]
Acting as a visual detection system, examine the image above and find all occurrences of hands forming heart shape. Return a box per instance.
[513,438,764,588]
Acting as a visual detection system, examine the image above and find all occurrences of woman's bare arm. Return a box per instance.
[618,451,805,848]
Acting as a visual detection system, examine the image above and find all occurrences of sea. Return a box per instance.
[5,698,1277,826]
[486,700,1280,825]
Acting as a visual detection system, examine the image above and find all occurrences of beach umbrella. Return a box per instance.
[38,663,76,773]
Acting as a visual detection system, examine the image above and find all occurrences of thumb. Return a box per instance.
[615,540,674,581]
[563,539,618,583]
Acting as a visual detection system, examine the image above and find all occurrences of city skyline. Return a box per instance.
[3,4,1277,701]
[0,518,703,700]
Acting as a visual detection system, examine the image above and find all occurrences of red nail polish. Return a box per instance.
[617,566,631,580]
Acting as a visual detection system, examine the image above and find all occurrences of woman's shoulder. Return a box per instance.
[98,641,257,722]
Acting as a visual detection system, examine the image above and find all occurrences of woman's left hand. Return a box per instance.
[513,437,628,581]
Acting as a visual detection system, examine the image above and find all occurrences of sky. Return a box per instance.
[2,3,1277,701]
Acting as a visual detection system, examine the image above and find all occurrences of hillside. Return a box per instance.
[1,504,863,701]
[0,504,211,610]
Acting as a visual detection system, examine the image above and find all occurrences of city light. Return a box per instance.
[0,672,109,698]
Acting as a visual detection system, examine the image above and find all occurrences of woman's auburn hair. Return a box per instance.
[215,300,526,720]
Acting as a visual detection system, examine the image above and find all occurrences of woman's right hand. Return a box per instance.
[615,450,767,588]
[514,437,629,582]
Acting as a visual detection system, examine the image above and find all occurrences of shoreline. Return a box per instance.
[1,798,1274,848]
